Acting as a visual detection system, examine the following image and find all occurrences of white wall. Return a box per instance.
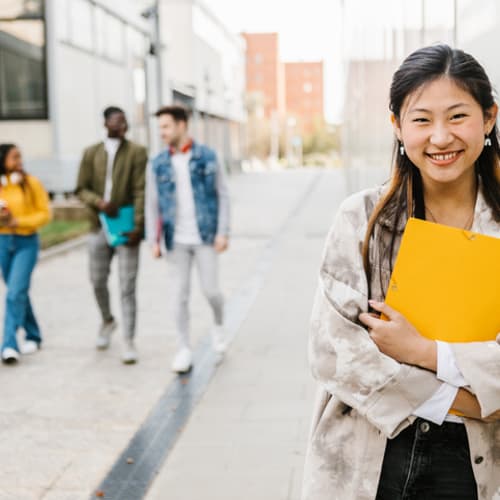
[457,0,500,91]
[0,122,52,157]
[160,0,195,99]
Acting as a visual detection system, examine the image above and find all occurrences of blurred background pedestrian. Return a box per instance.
[0,143,51,364]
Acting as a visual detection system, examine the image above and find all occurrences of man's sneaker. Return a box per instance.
[20,340,40,355]
[211,325,227,354]
[171,347,193,374]
[2,348,20,364]
[121,340,138,365]
[96,319,117,350]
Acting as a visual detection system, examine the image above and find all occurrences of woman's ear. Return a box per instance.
[485,103,498,135]
[391,113,402,142]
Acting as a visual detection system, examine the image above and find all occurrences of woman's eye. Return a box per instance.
[412,117,429,123]
[451,113,467,120]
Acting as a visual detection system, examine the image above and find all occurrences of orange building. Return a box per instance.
[241,32,285,119]
[285,61,324,133]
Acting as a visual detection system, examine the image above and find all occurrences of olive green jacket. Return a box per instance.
[75,139,148,233]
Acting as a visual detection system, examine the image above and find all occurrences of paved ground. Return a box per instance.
[0,166,388,500]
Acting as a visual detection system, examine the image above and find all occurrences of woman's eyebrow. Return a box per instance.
[408,103,471,114]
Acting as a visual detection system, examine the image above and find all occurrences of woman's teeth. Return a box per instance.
[428,152,459,161]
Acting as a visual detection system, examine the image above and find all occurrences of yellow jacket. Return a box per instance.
[0,174,51,235]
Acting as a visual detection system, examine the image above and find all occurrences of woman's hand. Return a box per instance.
[0,208,15,228]
[452,389,500,422]
[359,300,437,370]
[452,388,482,419]
[152,243,161,259]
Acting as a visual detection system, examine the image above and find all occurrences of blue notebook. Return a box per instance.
[99,205,135,247]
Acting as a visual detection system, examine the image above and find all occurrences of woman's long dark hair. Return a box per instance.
[0,143,32,201]
[362,44,500,294]
[0,144,16,177]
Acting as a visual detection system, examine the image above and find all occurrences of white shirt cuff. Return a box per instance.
[436,341,467,387]
[413,383,458,425]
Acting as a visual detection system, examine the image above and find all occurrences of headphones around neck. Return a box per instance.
[1,172,23,186]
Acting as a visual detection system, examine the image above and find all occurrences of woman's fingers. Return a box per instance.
[359,312,382,330]
[368,300,399,320]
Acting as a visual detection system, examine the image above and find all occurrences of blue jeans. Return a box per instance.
[376,418,478,500]
[0,234,41,352]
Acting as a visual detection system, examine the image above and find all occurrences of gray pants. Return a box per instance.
[88,230,140,340]
[168,243,224,348]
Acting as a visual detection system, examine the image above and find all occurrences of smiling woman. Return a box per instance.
[302,44,500,500]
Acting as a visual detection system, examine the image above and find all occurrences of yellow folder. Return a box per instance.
[384,217,500,343]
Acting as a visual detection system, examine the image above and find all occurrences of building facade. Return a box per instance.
[157,0,246,172]
[241,32,285,120]
[0,0,246,194]
[0,0,152,193]
[284,61,324,134]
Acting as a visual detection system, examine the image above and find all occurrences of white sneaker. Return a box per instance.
[122,340,138,365]
[2,348,20,364]
[211,325,227,354]
[20,340,40,355]
[171,347,193,373]
[96,319,117,350]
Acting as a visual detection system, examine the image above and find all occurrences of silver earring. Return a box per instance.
[484,135,492,147]
[399,142,405,156]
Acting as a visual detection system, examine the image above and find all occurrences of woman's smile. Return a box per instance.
[425,149,464,166]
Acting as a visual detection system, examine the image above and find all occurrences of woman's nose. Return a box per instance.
[429,123,453,147]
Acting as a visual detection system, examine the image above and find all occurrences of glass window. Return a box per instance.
[0,0,43,19]
[54,0,69,41]
[0,1,47,119]
[69,0,93,51]
[94,7,106,55]
[94,8,124,62]
[105,15,123,61]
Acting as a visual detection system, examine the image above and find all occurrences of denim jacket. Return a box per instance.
[145,141,230,251]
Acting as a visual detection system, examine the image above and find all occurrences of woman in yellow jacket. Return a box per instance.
[0,144,51,363]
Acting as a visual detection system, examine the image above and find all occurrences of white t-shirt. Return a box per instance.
[103,138,121,201]
[172,150,202,245]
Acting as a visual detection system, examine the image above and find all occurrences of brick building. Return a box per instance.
[285,61,324,133]
[241,32,285,119]
[242,32,324,135]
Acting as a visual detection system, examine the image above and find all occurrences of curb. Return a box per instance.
[39,234,89,261]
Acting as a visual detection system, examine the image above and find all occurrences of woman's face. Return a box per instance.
[393,77,497,189]
[3,147,22,173]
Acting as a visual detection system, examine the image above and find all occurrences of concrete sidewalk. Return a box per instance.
[144,165,388,500]
[0,167,388,500]
[144,170,348,500]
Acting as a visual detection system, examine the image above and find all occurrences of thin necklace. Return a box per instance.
[425,205,475,230]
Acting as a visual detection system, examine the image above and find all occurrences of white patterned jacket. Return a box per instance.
[302,186,500,500]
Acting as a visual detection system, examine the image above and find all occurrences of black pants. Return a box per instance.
[376,419,478,500]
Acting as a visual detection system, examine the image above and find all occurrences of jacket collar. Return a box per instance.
[168,138,193,155]
[376,178,495,234]
[160,140,202,161]
[190,140,203,160]
[472,183,496,234]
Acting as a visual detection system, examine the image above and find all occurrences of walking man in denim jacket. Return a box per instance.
[145,105,230,373]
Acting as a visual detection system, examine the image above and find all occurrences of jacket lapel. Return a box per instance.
[94,144,107,194]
